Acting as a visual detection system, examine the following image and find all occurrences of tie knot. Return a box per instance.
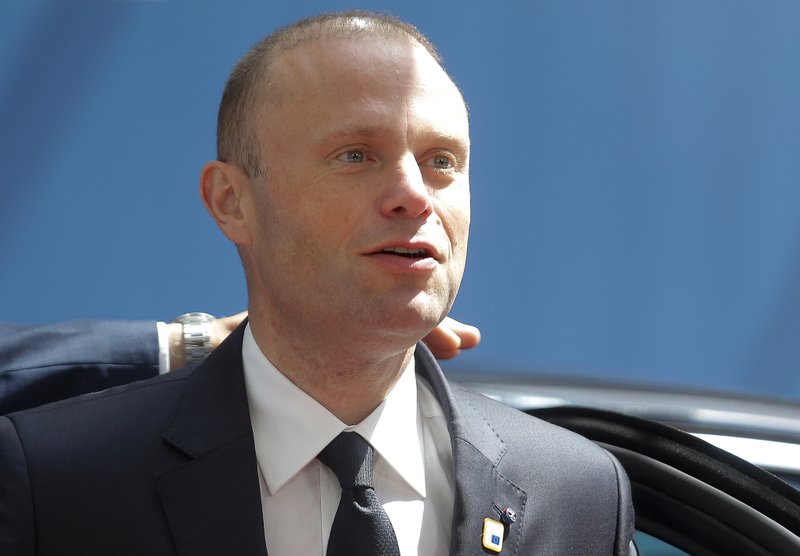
[318,432,374,489]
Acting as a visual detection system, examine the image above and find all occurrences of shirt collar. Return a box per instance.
[241,324,426,498]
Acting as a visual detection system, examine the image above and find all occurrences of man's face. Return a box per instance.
[242,37,470,346]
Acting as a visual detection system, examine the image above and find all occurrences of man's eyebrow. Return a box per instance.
[427,131,470,153]
[316,126,470,154]
[317,126,386,146]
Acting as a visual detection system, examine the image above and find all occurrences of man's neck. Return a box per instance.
[247,310,417,425]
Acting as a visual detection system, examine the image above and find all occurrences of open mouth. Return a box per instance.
[378,247,431,259]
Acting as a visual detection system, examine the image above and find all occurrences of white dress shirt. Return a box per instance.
[241,325,454,556]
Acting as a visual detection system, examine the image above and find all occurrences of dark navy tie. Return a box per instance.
[317,432,401,556]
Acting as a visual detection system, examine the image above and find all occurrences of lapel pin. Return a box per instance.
[482,517,505,553]
[500,507,517,526]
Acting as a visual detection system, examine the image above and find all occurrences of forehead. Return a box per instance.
[264,37,469,142]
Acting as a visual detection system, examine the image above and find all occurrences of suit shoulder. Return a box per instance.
[450,381,617,468]
[10,364,191,419]
[449,381,632,546]
[7,366,194,460]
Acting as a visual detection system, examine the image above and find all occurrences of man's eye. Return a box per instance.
[426,154,454,170]
[336,150,366,163]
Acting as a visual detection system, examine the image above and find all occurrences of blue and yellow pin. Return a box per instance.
[481,518,505,552]
[482,507,517,553]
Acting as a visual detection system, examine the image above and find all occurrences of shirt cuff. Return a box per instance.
[156,321,171,374]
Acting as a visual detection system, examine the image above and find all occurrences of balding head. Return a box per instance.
[216,10,453,179]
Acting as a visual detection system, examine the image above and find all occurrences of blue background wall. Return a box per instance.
[2,1,799,399]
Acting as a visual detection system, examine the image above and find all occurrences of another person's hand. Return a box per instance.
[169,312,479,369]
[210,311,248,347]
[211,312,481,360]
[422,316,481,360]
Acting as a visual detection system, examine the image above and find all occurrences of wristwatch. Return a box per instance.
[172,312,216,365]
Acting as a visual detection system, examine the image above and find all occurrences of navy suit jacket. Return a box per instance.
[0,321,160,415]
[0,323,634,555]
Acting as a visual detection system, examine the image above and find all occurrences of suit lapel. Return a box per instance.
[415,345,528,556]
[157,323,267,556]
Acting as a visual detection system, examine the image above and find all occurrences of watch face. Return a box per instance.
[174,312,215,325]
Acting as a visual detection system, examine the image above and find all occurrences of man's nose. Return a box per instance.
[379,154,433,219]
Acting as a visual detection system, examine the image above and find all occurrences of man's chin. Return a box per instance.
[372,308,446,344]
[330,287,452,341]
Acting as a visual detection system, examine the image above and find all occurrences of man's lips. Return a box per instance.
[363,241,443,262]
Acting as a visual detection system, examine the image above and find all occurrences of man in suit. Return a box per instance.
[0,11,634,555]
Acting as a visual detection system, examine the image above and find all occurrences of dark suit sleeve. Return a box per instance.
[0,320,160,414]
[0,416,35,555]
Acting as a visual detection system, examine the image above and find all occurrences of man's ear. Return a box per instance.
[200,161,253,245]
